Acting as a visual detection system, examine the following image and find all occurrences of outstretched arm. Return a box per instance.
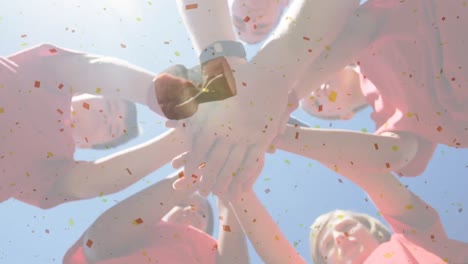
[216,198,250,264]
[44,128,188,207]
[9,43,164,116]
[274,124,419,176]
[229,189,306,264]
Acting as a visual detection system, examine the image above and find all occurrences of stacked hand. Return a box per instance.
[169,61,292,197]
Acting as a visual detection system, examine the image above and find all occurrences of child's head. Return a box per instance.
[310,210,391,264]
[231,0,289,44]
[71,95,139,149]
[300,65,368,120]
[165,193,215,235]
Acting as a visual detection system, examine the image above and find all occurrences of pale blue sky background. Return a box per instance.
[0,1,467,263]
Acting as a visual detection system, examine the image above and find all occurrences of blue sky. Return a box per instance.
[0,1,467,263]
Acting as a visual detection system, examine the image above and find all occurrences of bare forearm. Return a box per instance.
[55,129,188,199]
[33,44,163,116]
[176,0,237,55]
[230,191,306,264]
[275,125,418,175]
[217,199,249,264]
[252,0,360,84]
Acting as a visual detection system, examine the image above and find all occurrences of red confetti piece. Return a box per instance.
[436,126,443,132]
[56,109,63,115]
[243,16,251,23]
[45,229,50,234]
[120,43,126,48]
[192,174,198,179]
[58,83,64,89]
[126,168,132,175]
[374,143,379,150]
[82,102,90,110]
[451,77,456,81]
[21,34,27,38]
[385,163,391,168]
[49,48,57,53]
[178,171,185,179]
[295,132,299,140]
[133,218,144,225]
[338,179,343,183]
[252,218,257,223]
[242,82,247,87]
[308,49,312,53]
[34,81,41,88]
[441,17,446,21]
[212,244,218,250]
[86,239,93,248]
[303,36,310,41]
[253,24,257,30]
[223,225,231,232]
[185,3,198,10]
[199,162,206,169]
[318,105,323,112]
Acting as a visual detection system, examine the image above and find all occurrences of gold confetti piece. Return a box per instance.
[274,235,279,240]
[133,218,144,225]
[392,145,398,151]
[361,128,367,133]
[185,3,198,10]
[0,107,4,114]
[383,252,394,258]
[405,204,414,210]
[328,91,337,102]
[174,51,181,56]
[86,239,93,248]
[47,152,54,158]
[136,17,142,22]
[69,218,75,226]
[95,88,101,94]
[223,225,231,232]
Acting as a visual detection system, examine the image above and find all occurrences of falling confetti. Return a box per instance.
[69,218,75,227]
[243,16,251,23]
[133,218,144,225]
[82,102,90,110]
[86,239,93,248]
[34,81,41,88]
[185,3,198,10]
[222,225,231,232]
[120,43,127,48]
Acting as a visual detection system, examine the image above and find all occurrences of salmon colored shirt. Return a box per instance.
[64,221,217,264]
[0,44,160,208]
[367,195,468,263]
[357,0,468,176]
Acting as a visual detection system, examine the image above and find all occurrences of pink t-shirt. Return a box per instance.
[64,221,217,264]
[366,195,468,263]
[357,0,468,176]
[0,47,77,207]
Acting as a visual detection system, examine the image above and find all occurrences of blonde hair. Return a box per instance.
[309,210,391,264]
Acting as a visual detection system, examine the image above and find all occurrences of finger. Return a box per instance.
[182,127,215,188]
[212,144,246,197]
[172,152,189,169]
[229,145,265,195]
[242,156,265,192]
[197,140,232,197]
